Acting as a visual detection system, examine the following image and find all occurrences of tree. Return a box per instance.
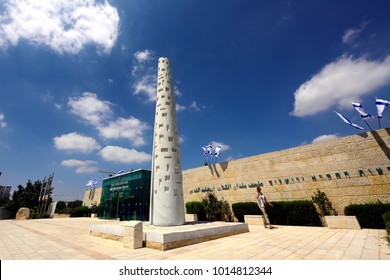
[7,180,53,216]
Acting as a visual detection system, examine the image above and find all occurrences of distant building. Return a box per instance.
[82,186,103,207]
[183,128,390,214]
[98,169,151,221]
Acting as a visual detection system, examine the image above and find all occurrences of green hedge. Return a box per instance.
[232,200,321,226]
[383,212,390,242]
[186,201,207,221]
[69,206,89,217]
[344,202,390,229]
[232,202,260,222]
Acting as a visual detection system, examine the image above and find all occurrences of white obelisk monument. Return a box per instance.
[150,57,185,226]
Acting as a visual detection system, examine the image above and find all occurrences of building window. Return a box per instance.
[165,175,170,181]
[162,113,167,117]
[164,186,169,192]
[166,164,170,171]
[172,148,177,152]
[174,188,178,197]
[161,148,168,152]
[168,137,173,142]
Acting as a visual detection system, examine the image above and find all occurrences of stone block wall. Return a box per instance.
[182,129,390,214]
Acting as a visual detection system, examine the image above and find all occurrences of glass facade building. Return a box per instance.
[99,169,151,221]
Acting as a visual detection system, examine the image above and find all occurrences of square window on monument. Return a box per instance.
[165,175,170,181]
[164,186,169,192]
[168,137,173,142]
[166,125,170,131]
[156,166,160,173]
[172,148,177,152]
[161,148,168,152]
[174,188,178,197]
[162,113,167,117]
[166,164,170,171]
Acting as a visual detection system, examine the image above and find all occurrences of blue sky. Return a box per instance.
[1,0,390,201]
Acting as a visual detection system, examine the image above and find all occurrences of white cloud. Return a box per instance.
[0,0,119,54]
[68,92,112,126]
[98,117,150,147]
[291,56,390,117]
[53,132,101,153]
[210,141,230,151]
[61,159,98,173]
[189,101,201,111]
[0,113,7,127]
[132,74,157,102]
[99,145,151,164]
[342,21,369,44]
[176,104,186,112]
[311,134,339,144]
[134,49,154,63]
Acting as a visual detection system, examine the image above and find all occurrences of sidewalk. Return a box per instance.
[0,218,389,260]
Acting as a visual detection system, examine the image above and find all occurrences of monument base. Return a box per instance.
[90,221,249,251]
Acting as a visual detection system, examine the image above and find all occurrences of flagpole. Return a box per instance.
[364,120,373,131]
[378,117,381,129]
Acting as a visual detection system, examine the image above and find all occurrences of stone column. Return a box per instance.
[151,58,185,226]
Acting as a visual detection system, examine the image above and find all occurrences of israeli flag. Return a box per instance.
[352,102,373,120]
[334,111,364,130]
[114,170,125,176]
[214,145,223,157]
[86,178,98,189]
[201,146,208,156]
[375,98,390,118]
[206,145,213,157]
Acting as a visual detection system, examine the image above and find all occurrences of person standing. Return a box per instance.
[256,187,274,229]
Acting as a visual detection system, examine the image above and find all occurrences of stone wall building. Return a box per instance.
[182,128,390,214]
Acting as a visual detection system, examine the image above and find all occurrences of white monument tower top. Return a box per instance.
[151,57,185,226]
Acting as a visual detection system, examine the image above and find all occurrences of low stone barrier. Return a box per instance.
[185,214,198,222]
[123,221,143,249]
[244,215,264,226]
[90,221,144,249]
[52,214,70,218]
[324,216,361,229]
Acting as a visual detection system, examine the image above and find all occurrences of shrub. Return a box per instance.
[69,206,89,217]
[232,202,260,222]
[384,212,390,243]
[311,189,337,216]
[345,201,390,229]
[186,201,206,221]
[232,200,321,226]
[29,210,51,219]
[186,192,233,222]
[268,201,321,226]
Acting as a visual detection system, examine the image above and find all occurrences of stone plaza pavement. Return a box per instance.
[0,217,389,260]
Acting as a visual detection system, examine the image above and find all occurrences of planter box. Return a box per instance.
[324,216,361,229]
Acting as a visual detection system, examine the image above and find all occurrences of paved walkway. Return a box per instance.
[0,218,389,260]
